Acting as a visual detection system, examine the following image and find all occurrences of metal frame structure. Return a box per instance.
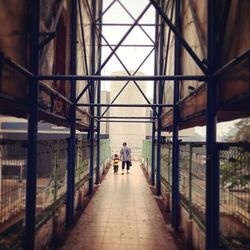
[0,0,249,249]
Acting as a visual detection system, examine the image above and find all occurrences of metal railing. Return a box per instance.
[141,140,250,248]
[0,138,110,248]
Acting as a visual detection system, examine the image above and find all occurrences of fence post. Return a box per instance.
[172,0,181,230]
[206,0,219,248]
[189,144,193,218]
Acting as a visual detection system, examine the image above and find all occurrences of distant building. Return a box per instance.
[0,116,87,140]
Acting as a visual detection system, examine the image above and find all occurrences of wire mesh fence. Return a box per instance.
[0,138,110,248]
[141,140,250,247]
[219,142,250,248]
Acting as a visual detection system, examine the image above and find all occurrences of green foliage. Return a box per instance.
[226,118,250,142]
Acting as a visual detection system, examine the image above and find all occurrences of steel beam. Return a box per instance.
[96,0,103,185]
[96,27,156,114]
[150,0,208,74]
[99,120,153,123]
[96,116,156,119]
[156,1,165,196]
[24,0,40,249]
[0,52,4,81]
[77,104,173,107]
[117,0,155,44]
[88,0,96,195]
[78,0,89,76]
[101,44,155,47]
[96,23,161,26]
[95,0,117,23]
[38,33,55,50]
[163,0,174,75]
[205,0,219,249]
[3,56,33,78]
[75,2,152,103]
[151,2,160,187]
[40,0,65,66]
[100,48,155,117]
[214,49,250,77]
[66,0,77,228]
[37,75,208,81]
[161,0,175,104]
[172,0,181,231]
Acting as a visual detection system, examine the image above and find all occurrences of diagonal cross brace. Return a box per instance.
[101,47,156,117]
[117,0,155,45]
[75,2,152,104]
[80,0,155,113]
[95,0,117,23]
[150,0,208,75]
[97,27,157,114]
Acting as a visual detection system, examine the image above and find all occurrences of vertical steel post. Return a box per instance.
[189,143,193,218]
[66,0,77,227]
[96,0,103,184]
[151,0,159,186]
[156,1,165,196]
[206,0,219,249]
[89,0,96,194]
[24,0,40,248]
[0,52,3,80]
[172,0,181,230]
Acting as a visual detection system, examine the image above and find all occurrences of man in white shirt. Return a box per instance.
[120,142,131,174]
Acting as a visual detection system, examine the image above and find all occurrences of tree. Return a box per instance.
[226,118,250,142]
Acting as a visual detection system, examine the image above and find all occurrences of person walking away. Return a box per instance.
[113,154,119,175]
[120,142,131,174]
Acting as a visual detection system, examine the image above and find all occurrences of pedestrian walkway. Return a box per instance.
[61,162,178,250]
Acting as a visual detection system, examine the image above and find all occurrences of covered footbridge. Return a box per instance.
[0,0,249,249]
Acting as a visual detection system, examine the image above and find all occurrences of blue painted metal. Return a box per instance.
[96,0,103,185]
[100,48,155,117]
[156,124,161,196]
[89,0,97,195]
[75,2,152,103]
[24,0,40,248]
[38,74,208,82]
[172,0,181,230]
[0,52,4,80]
[66,0,77,228]
[151,0,160,187]
[206,0,219,249]
[150,116,155,183]
[156,2,165,196]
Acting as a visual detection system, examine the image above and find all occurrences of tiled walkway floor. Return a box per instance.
[61,162,178,250]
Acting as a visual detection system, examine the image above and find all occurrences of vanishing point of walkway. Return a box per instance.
[61,162,178,250]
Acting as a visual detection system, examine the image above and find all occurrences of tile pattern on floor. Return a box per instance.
[61,162,178,250]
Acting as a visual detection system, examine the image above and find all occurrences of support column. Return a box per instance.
[172,0,181,230]
[89,0,96,194]
[24,0,40,248]
[66,0,77,227]
[96,0,103,185]
[206,0,219,249]
[156,2,165,196]
[151,1,160,186]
